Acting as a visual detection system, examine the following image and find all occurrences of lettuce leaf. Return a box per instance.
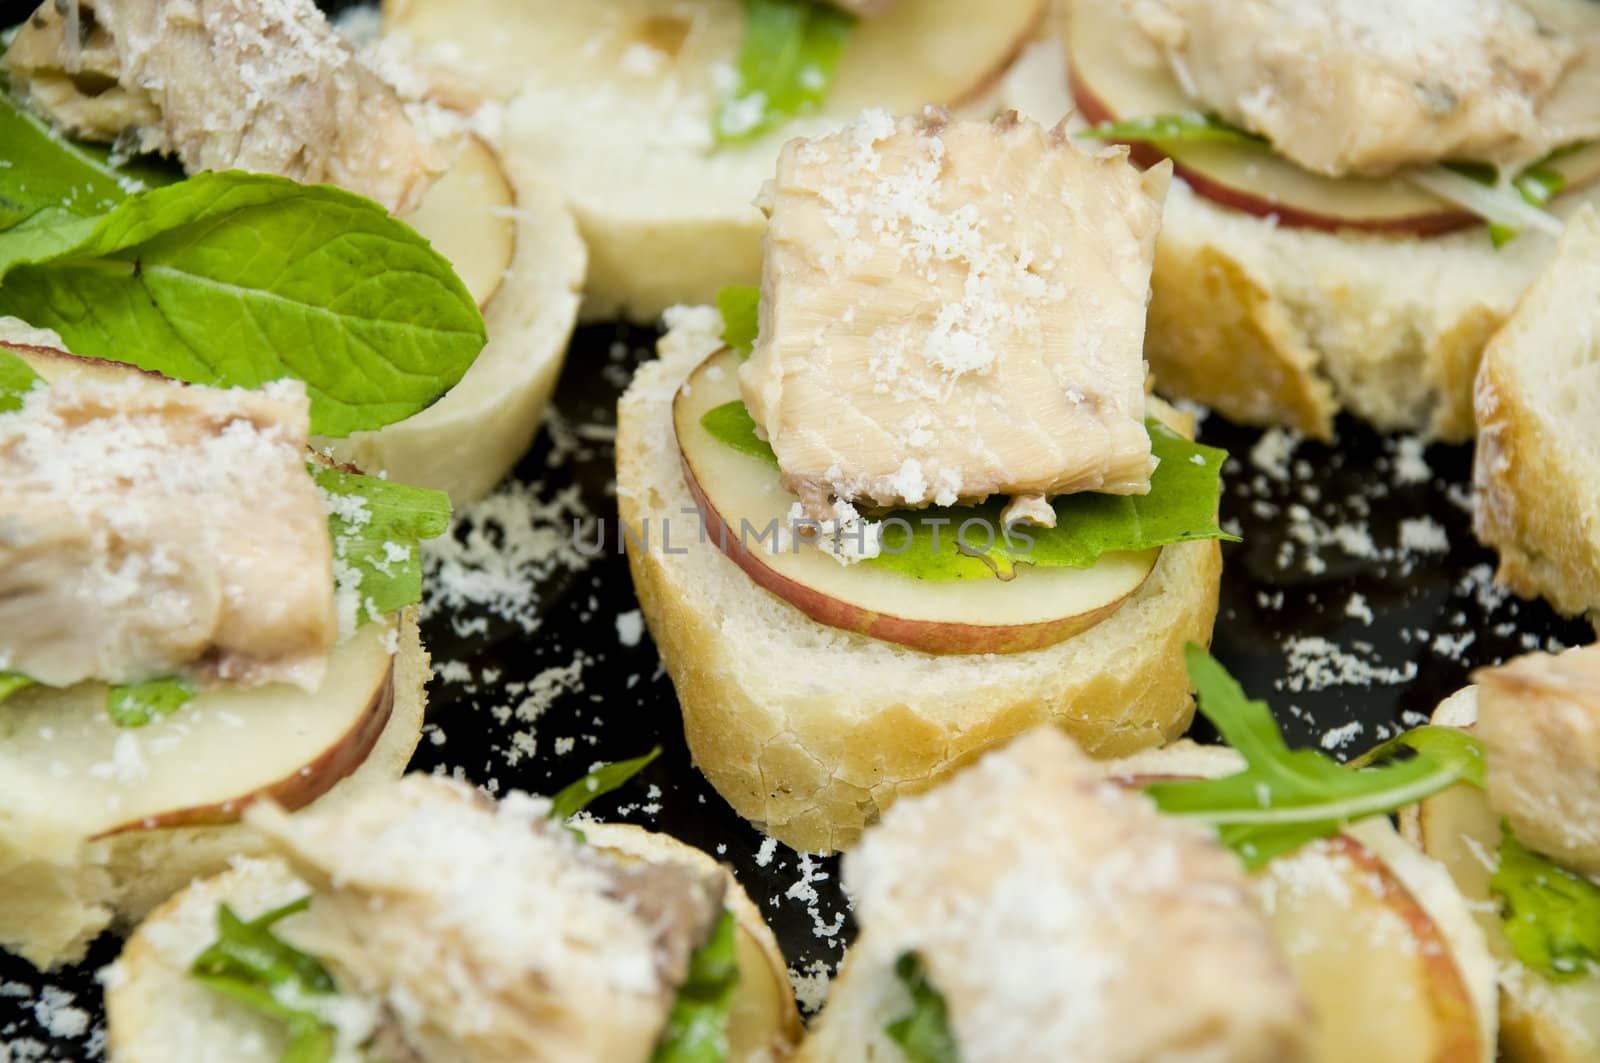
[1492,832,1600,981]
[106,676,193,728]
[716,285,760,356]
[548,747,663,821]
[884,953,961,1063]
[190,896,337,1063]
[313,466,453,627]
[0,92,133,229]
[0,345,42,413]
[699,400,1235,579]
[0,673,34,705]
[0,171,486,437]
[1145,646,1488,869]
[1079,112,1265,148]
[715,0,854,143]
[651,910,741,1063]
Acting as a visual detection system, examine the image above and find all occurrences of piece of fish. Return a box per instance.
[0,367,335,690]
[740,109,1166,525]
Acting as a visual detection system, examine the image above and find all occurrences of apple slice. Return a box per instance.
[0,619,396,840]
[400,134,516,311]
[1254,832,1486,1063]
[385,0,1043,115]
[1064,0,1600,236]
[672,348,1157,655]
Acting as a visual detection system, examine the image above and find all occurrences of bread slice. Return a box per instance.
[1409,689,1600,1062]
[1471,208,1600,625]
[106,823,800,1063]
[799,737,1496,1063]
[617,307,1221,853]
[381,0,1045,323]
[996,25,1600,442]
[328,143,586,506]
[0,612,429,971]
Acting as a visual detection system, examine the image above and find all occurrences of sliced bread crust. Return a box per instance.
[617,308,1221,853]
[1472,208,1600,626]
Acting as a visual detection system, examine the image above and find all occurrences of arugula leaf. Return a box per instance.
[1079,112,1265,148]
[1492,832,1600,981]
[1145,646,1488,869]
[190,896,337,1063]
[0,171,486,437]
[0,673,34,704]
[312,465,452,626]
[716,285,760,357]
[884,953,961,1063]
[548,747,663,821]
[106,676,193,727]
[0,345,42,413]
[716,0,854,143]
[699,401,1235,579]
[651,910,741,1063]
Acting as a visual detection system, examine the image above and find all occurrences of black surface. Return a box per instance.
[2,320,1593,1059]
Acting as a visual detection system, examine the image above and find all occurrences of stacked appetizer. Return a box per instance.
[381,0,1045,321]
[0,0,516,967]
[801,655,1498,1062]
[3,0,586,503]
[104,770,802,1062]
[618,108,1233,851]
[1411,645,1600,1060]
[998,0,1600,440]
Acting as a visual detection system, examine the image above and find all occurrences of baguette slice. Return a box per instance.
[997,17,1600,442]
[1472,208,1600,626]
[382,0,1044,323]
[617,307,1221,853]
[1408,690,1600,1061]
[105,824,800,1063]
[0,611,429,971]
[327,139,586,506]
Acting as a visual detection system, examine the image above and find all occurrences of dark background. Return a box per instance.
[1,0,1593,1055]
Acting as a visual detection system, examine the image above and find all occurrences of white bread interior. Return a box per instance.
[0,612,429,971]
[997,26,1600,442]
[107,821,798,1063]
[330,151,586,505]
[617,308,1222,853]
[1472,207,1600,627]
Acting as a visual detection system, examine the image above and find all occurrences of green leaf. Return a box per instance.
[0,346,42,413]
[716,285,760,357]
[701,401,777,464]
[884,953,961,1063]
[651,910,741,1063]
[0,673,34,704]
[106,676,193,727]
[701,404,1235,579]
[191,896,338,1063]
[715,0,854,143]
[548,747,663,821]
[0,170,486,437]
[1346,725,1486,788]
[1145,646,1488,869]
[1445,158,1571,248]
[312,465,452,626]
[1079,112,1265,148]
[1493,832,1600,981]
[0,91,133,228]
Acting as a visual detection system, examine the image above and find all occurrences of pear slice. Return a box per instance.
[401,134,515,310]
[672,348,1156,655]
[1064,0,1600,236]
